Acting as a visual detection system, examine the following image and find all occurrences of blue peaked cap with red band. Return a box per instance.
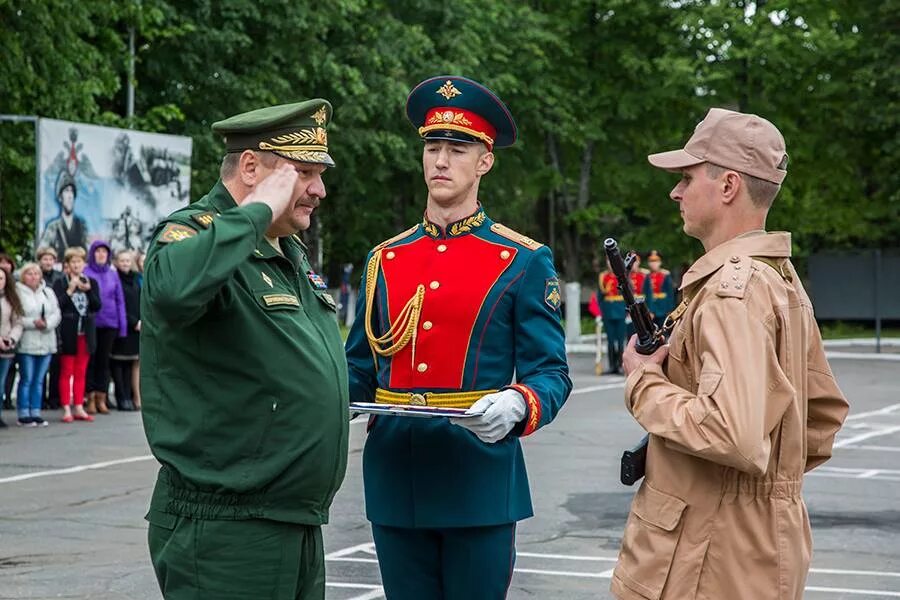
[406,76,517,151]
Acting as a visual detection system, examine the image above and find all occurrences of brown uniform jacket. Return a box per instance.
[611,232,849,600]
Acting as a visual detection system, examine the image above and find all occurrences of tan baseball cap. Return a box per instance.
[648,108,788,184]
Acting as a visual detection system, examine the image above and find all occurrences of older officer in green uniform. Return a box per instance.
[141,100,349,600]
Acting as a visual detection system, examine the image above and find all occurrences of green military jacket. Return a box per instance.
[141,180,349,526]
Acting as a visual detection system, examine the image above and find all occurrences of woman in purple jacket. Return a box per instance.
[83,241,126,413]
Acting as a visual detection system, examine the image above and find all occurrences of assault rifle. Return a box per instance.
[604,238,667,485]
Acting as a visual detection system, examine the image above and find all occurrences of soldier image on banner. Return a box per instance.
[345,75,572,599]
[36,120,192,256]
[38,171,89,259]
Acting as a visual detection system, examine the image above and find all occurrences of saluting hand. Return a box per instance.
[244,163,299,224]
[622,334,668,376]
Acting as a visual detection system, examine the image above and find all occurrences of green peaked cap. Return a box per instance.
[212,99,334,167]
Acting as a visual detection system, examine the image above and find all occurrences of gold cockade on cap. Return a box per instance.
[427,111,472,127]
[436,80,462,100]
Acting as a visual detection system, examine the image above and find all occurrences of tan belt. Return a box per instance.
[374,388,497,409]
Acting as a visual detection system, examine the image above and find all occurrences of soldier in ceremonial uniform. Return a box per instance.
[643,249,675,329]
[345,76,572,599]
[598,262,626,374]
[612,108,849,600]
[625,252,648,340]
[141,100,349,600]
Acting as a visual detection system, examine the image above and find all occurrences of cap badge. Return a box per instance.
[436,80,462,100]
[313,105,328,126]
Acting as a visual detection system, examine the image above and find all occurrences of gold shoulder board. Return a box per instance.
[490,223,544,250]
[374,225,419,252]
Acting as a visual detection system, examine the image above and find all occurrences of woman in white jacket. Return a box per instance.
[15,263,61,427]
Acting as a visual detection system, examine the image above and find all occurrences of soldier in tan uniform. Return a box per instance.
[611,108,849,600]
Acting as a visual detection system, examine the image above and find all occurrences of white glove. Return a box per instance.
[450,389,527,443]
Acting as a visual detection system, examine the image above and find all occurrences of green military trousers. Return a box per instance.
[147,511,325,600]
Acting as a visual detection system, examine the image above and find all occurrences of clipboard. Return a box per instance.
[350,402,483,419]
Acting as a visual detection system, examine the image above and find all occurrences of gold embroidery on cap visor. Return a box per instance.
[257,127,334,165]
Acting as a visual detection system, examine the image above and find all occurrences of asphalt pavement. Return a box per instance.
[0,353,898,599]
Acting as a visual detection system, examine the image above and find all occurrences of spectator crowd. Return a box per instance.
[0,243,143,427]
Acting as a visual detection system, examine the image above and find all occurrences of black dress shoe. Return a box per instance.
[117,399,136,411]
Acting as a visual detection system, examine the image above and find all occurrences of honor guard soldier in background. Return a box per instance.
[643,249,674,329]
[345,76,572,599]
[625,251,648,340]
[141,100,349,600]
[599,261,626,374]
[612,108,849,600]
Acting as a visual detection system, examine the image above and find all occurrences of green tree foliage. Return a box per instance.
[1,0,896,285]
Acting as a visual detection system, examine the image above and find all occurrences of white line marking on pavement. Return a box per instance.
[517,551,617,562]
[570,382,626,395]
[823,338,900,348]
[326,544,900,597]
[329,557,378,564]
[834,426,900,448]
[325,543,377,559]
[825,351,900,361]
[845,444,900,453]
[813,466,900,476]
[846,403,900,421]
[808,466,900,483]
[346,592,384,600]
[805,586,900,597]
[515,567,608,578]
[812,568,900,578]
[0,454,155,484]
[326,582,384,600]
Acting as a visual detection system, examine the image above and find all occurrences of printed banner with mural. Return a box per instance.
[36,118,192,257]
